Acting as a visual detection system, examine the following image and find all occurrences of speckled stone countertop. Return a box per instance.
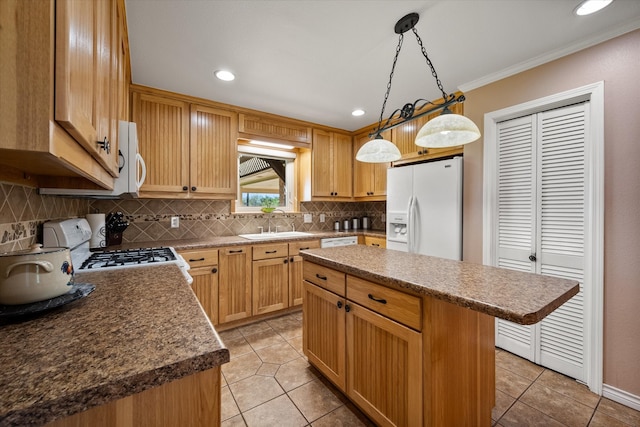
[0,264,229,426]
[301,246,579,325]
[111,230,386,251]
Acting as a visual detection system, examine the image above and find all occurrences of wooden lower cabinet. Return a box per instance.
[190,266,219,325]
[218,246,252,323]
[252,257,289,315]
[46,367,221,427]
[362,236,386,248]
[289,240,321,306]
[303,261,495,427]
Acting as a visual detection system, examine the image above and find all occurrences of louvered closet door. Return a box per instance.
[495,103,587,383]
[495,116,536,361]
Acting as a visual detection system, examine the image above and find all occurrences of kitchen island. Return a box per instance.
[300,245,579,427]
[0,264,229,427]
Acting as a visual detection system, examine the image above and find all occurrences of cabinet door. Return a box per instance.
[55,0,117,176]
[311,129,333,197]
[332,132,353,198]
[346,303,422,427]
[190,265,219,325]
[132,91,190,194]
[303,281,346,391]
[353,133,374,198]
[288,255,304,306]
[252,257,289,315]
[190,105,238,196]
[218,246,252,324]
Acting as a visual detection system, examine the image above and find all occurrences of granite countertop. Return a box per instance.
[0,264,229,426]
[112,229,386,251]
[300,246,579,325]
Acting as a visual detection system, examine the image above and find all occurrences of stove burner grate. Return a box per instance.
[80,247,177,270]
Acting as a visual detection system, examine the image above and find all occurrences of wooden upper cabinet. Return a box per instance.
[239,113,312,146]
[312,129,352,199]
[55,0,119,176]
[353,130,389,199]
[190,105,238,196]
[132,91,190,194]
[391,101,465,165]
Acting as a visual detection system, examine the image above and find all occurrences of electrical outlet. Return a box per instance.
[303,214,312,223]
[170,216,179,228]
[319,213,325,223]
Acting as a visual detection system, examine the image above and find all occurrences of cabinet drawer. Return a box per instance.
[347,275,422,331]
[303,261,345,296]
[253,243,289,260]
[289,239,320,256]
[179,249,219,268]
[363,236,386,248]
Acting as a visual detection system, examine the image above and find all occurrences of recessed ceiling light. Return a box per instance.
[214,70,235,81]
[352,109,365,117]
[574,0,613,16]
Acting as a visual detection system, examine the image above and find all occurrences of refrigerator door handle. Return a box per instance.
[411,196,419,253]
[407,196,415,253]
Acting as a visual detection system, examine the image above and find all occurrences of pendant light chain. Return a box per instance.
[412,28,449,101]
[375,33,404,134]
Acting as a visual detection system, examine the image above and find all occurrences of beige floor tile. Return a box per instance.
[239,320,273,337]
[219,328,243,341]
[288,378,345,423]
[500,401,566,427]
[286,335,304,355]
[256,362,280,377]
[496,351,544,381]
[495,366,534,399]
[255,340,301,365]
[222,351,263,384]
[221,373,228,387]
[492,389,516,421]
[222,414,246,427]
[589,410,634,427]
[221,385,240,421]
[275,356,319,391]
[596,398,640,425]
[520,381,594,427]
[229,375,285,412]
[244,328,286,350]
[535,369,600,409]
[223,335,254,359]
[311,403,375,426]
[243,395,308,427]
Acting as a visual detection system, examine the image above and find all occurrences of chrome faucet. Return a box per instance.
[267,209,286,233]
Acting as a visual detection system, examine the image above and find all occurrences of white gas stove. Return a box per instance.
[42,219,192,284]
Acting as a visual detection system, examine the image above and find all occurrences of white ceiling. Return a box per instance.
[125,0,640,132]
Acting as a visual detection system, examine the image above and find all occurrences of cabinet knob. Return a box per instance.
[191,186,196,192]
[345,304,351,313]
[182,186,188,191]
[212,267,218,273]
[337,301,343,309]
[97,137,111,154]
[529,254,537,262]
[284,259,288,264]
[290,257,294,263]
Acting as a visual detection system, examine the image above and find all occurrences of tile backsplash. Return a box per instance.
[89,199,387,244]
[0,183,90,253]
[0,181,386,249]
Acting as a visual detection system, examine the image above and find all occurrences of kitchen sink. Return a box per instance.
[238,231,314,240]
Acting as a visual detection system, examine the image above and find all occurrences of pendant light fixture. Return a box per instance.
[356,12,480,163]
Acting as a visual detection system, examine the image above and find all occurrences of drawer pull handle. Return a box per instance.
[265,250,278,254]
[368,294,387,304]
[315,274,327,280]
[300,247,310,250]
[189,257,205,262]
[337,301,343,309]
[229,249,243,253]
[372,243,380,247]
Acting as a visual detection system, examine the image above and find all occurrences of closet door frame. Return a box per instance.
[482,81,604,394]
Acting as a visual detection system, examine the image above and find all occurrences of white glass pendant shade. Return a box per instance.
[356,138,401,163]
[415,113,481,148]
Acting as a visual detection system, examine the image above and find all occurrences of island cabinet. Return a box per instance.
[0,0,129,188]
[303,260,495,427]
[303,262,423,427]
[179,248,220,325]
[131,87,238,199]
[312,129,353,199]
[218,246,252,323]
[353,129,390,200]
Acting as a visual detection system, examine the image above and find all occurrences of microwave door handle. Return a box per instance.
[136,153,147,188]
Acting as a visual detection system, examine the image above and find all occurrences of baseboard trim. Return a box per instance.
[602,384,640,411]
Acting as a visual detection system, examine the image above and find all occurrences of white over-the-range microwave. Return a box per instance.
[40,121,147,198]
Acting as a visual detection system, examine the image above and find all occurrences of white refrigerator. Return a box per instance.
[386,157,462,260]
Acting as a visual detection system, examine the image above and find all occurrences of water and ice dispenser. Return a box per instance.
[387,211,408,243]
